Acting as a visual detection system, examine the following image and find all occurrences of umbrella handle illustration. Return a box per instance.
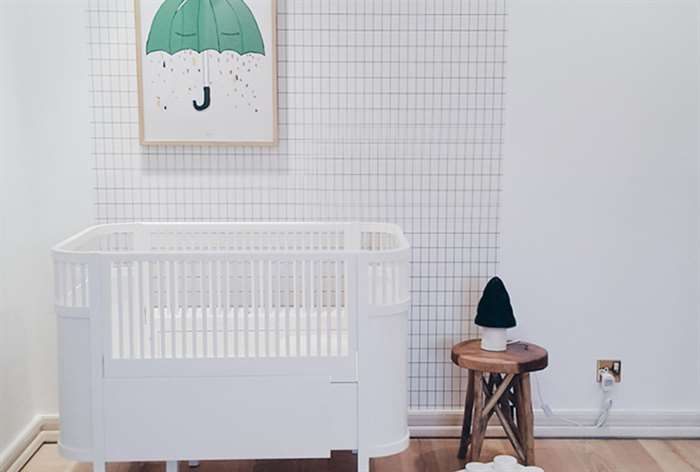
[193,86,211,111]
[193,51,211,111]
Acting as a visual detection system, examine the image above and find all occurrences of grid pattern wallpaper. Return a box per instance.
[87,0,507,410]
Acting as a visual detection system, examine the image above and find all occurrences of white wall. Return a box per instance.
[0,0,92,463]
[2,0,700,458]
[502,0,700,414]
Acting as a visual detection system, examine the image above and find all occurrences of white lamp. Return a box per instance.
[474,277,516,352]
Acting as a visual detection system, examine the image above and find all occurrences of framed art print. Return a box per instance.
[135,0,277,145]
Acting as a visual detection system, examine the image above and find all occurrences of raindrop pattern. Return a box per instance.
[146,50,265,114]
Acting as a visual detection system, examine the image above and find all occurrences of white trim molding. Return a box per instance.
[408,409,700,438]
[0,415,59,472]
[3,409,699,472]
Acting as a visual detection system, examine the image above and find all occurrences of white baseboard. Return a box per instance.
[2,409,698,472]
[408,409,700,438]
[0,414,59,472]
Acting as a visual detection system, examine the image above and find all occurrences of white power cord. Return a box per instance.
[594,370,615,428]
[534,370,614,428]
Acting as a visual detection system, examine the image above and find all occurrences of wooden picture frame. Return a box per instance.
[134,0,278,146]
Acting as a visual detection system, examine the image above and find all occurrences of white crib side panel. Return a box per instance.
[356,250,410,461]
[327,383,358,450]
[57,316,92,460]
[362,312,409,457]
[102,376,332,461]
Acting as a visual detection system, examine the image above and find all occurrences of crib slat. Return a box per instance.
[211,260,218,358]
[323,261,328,356]
[335,260,340,356]
[191,262,198,358]
[127,262,134,359]
[202,260,208,358]
[276,260,281,358]
[316,261,324,357]
[304,260,310,357]
[324,261,329,356]
[116,263,123,359]
[247,260,253,358]
[169,260,177,359]
[219,260,225,357]
[54,261,62,306]
[216,260,222,358]
[64,262,69,306]
[294,260,300,357]
[233,262,240,358]
[313,261,318,355]
[223,260,230,358]
[394,261,401,303]
[79,264,87,307]
[138,261,145,359]
[68,263,76,307]
[181,261,187,358]
[316,261,322,357]
[266,260,272,358]
[148,262,155,359]
[283,262,290,358]
[381,263,387,305]
[386,262,393,305]
[159,261,166,359]
[257,259,263,358]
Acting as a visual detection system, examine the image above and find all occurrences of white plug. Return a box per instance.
[599,369,615,392]
[595,369,615,428]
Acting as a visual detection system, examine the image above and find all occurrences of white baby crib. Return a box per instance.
[53,222,410,472]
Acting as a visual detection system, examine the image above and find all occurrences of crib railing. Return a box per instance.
[61,222,407,253]
[94,255,356,381]
[54,223,410,381]
[107,256,350,361]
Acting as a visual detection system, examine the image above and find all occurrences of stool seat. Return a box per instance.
[451,340,548,374]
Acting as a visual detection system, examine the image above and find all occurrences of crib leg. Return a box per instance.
[92,461,106,472]
[357,451,370,472]
[165,460,178,472]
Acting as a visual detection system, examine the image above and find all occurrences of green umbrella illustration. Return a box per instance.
[146,0,266,111]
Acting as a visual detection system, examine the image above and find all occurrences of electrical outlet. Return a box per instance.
[597,360,622,383]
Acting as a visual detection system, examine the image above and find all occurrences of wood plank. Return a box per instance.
[493,401,525,462]
[574,439,664,472]
[467,371,486,462]
[451,340,548,374]
[482,373,515,420]
[23,440,700,472]
[639,440,700,472]
[416,439,468,472]
[457,370,476,459]
[514,373,535,465]
[528,439,595,471]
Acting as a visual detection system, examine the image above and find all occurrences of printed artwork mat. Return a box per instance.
[135,0,277,144]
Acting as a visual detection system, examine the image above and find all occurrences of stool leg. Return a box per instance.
[458,370,477,459]
[467,371,486,463]
[515,373,535,465]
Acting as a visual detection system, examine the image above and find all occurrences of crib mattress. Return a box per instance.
[110,307,349,360]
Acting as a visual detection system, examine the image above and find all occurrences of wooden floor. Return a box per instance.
[22,439,700,472]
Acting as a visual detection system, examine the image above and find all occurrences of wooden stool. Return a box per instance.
[451,340,548,465]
